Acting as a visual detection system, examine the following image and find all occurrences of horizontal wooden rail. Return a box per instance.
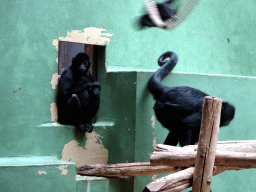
[151,145,256,168]
[77,141,256,178]
[78,162,183,177]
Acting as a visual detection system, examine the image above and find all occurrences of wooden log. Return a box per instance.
[77,162,183,177]
[151,148,256,168]
[212,166,243,176]
[143,166,241,192]
[217,140,256,144]
[77,161,245,179]
[185,142,256,153]
[192,96,222,192]
[152,141,256,162]
[155,141,256,154]
[143,167,194,192]
[151,141,256,169]
[77,140,256,178]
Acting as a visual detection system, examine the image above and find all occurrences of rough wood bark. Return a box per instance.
[78,140,256,178]
[184,142,256,153]
[143,167,194,192]
[77,159,248,178]
[151,148,256,168]
[192,96,222,192]
[155,141,256,153]
[77,162,182,177]
[142,166,242,192]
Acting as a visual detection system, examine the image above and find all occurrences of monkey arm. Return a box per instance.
[82,72,101,90]
[72,81,101,94]
[58,68,101,95]
[64,82,100,96]
[58,69,74,96]
[58,74,86,96]
[87,81,101,89]
[70,84,90,93]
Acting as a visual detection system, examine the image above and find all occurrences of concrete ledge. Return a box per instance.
[0,156,77,192]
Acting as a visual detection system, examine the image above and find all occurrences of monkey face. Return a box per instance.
[71,52,91,73]
[78,62,88,73]
[78,59,90,73]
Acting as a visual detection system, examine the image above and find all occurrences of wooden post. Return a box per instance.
[192,96,223,192]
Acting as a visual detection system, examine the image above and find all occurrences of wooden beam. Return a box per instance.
[192,96,222,192]
[142,165,243,192]
[143,167,194,192]
[151,145,256,168]
[77,162,183,177]
[78,140,256,178]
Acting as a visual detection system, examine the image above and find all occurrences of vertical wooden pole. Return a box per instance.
[192,96,222,192]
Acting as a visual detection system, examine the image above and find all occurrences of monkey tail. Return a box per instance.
[147,51,178,99]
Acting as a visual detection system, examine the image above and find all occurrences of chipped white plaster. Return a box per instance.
[152,175,157,181]
[151,115,157,147]
[57,165,68,175]
[61,131,109,167]
[50,102,58,121]
[151,115,156,129]
[38,171,47,175]
[50,73,59,89]
[153,137,157,148]
[52,27,113,49]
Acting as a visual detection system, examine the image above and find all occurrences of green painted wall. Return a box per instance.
[1,0,256,191]
[0,157,77,192]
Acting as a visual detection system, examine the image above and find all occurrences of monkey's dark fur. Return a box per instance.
[139,0,177,28]
[148,51,235,146]
[57,52,101,133]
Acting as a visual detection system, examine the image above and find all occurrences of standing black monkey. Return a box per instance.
[57,52,101,133]
[148,51,235,146]
[139,0,177,28]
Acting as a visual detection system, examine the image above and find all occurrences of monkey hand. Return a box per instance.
[87,82,101,90]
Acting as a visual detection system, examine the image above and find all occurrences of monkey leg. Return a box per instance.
[179,128,199,147]
[164,131,179,146]
[78,90,90,106]
[68,94,82,118]
[75,124,86,134]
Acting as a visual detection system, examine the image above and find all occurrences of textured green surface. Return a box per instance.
[76,176,134,192]
[1,0,256,191]
[76,176,108,192]
[97,71,137,165]
[0,157,76,192]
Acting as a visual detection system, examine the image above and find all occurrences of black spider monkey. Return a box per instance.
[139,0,177,28]
[57,52,101,133]
[148,51,235,147]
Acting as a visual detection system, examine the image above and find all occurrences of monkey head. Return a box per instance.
[71,52,91,73]
[220,102,235,127]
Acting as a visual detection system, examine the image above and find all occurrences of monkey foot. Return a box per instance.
[75,124,86,134]
[75,124,94,134]
[85,124,94,133]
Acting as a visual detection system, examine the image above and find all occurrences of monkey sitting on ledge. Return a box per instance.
[57,52,101,134]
